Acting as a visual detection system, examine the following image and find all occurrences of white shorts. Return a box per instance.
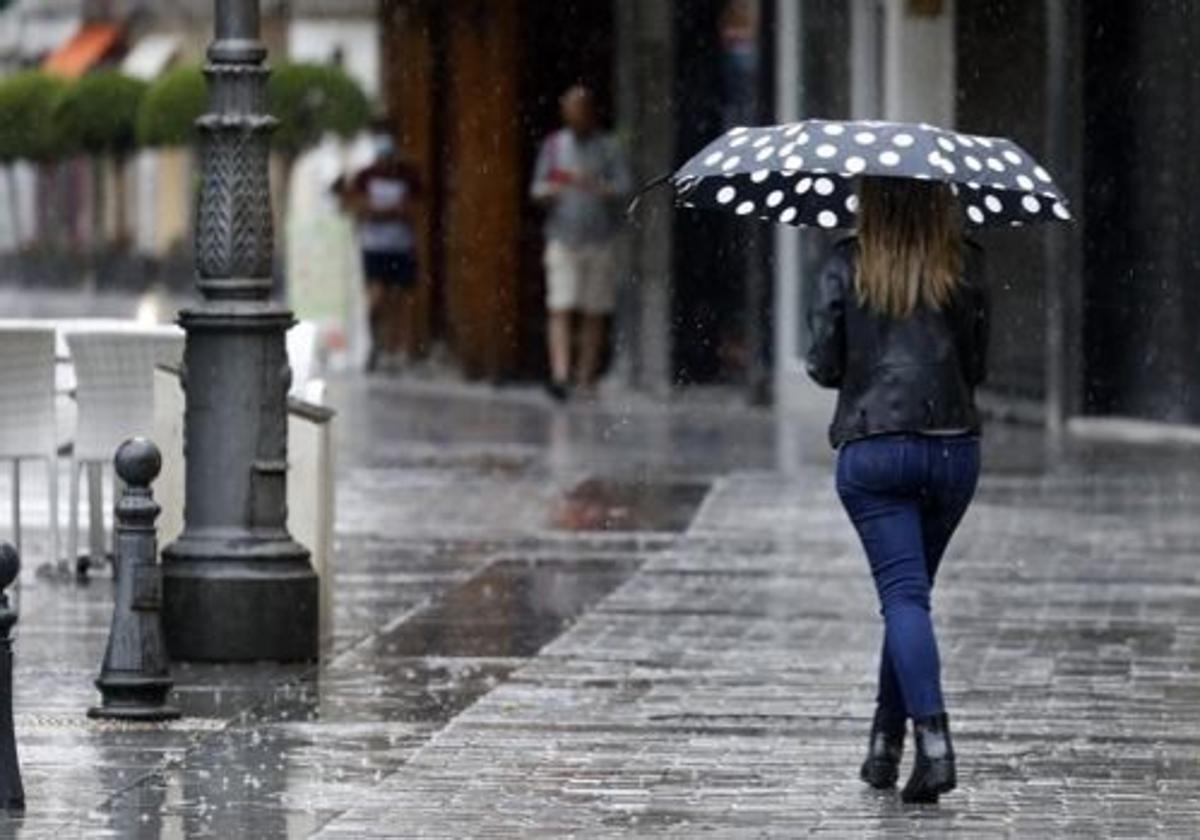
[544,240,617,314]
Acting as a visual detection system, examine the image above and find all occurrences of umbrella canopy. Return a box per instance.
[671,119,1071,230]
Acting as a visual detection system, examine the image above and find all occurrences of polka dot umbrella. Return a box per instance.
[668,119,1072,230]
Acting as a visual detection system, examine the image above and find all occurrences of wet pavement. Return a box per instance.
[3,375,1200,837]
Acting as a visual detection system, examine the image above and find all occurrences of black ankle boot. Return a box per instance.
[901,713,956,803]
[860,708,905,789]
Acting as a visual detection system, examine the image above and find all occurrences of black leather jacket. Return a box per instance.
[805,238,989,448]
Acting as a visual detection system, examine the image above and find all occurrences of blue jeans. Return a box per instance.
[836,434,980,720]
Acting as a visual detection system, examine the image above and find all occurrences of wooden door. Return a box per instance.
[443,1,523,380]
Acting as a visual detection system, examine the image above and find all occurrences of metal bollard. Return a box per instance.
[89,439,180,721]
[0,543,23,813]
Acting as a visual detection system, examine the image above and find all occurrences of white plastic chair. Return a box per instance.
[287,320,319,397]
[65,329,184,570]
[0,327,58,565]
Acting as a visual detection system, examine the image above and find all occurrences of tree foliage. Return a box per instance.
[0,71,69,162]
[267,63,371,156]
[137,65,207,148]
[55,71,148,157]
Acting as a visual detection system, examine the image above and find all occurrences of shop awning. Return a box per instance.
[43,23,121,78]
[120,34,180,81]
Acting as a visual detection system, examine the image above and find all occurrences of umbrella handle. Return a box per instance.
[625,172,675,223]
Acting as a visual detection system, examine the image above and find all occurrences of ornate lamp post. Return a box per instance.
[161,0,317,662]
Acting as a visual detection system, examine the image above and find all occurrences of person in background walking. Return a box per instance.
[531,85,632,401]
[339,118,421,373]
[806,176,989,804]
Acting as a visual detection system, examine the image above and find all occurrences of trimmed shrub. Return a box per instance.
[0,71,69,162]
[137,64,207,148]
[267,62,371,156]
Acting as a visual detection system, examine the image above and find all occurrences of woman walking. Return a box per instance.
[806,176,989,803]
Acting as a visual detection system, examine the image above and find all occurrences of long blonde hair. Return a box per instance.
[855,177,963,317]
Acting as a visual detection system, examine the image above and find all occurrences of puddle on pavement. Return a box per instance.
[376,556,642,657]
[551,479,709,533]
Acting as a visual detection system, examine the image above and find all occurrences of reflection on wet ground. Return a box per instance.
[551,479,710,533]
[379,557,643,658]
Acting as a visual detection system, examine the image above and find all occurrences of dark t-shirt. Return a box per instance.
[350,159,421,254]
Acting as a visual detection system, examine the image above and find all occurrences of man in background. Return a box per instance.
[340,118,421,372]
[531,85,632,401]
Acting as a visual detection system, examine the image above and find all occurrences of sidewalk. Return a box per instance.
[5,375,1200,837]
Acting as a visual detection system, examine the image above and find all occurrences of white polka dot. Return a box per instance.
[722,156,742,171]
[784,124,804,137]
[814,177,835,196]
[927,151,944,167]
[845,195,860,213]
[975,136,994,148]
[780,207,798,224]
[766,190,785,208]
[854,132,877,145]
[704,151,724,166]
[784,155,804,170]
[817,210,839,229]
[751,169,770,183]
[753,135,772,147]
[1010,220,1024,228]
[879,150,901,167]
[949,183,960,196]
[816,144,838,159]
[984,195,1003,213]
[1016,174,1035,191]
[1022,195,1042,214]
[729,136,749,148]
[717,186,737,204]
[956,135,976,148]
[796,132,810,145]
[967,206,985,224]
[795,177,813,194]
[937,137,956,152]
[986,157,1006,172]
[844,156,867,174]
[966,182,981,191]
[893,133,915,148]
[1034,165,1052,183]
[755,146,775,161]
[1052,201,1071,220]
[728,126,748,136]
[940,160,957,175]
[778,143,796,158]
[1003,149,1023,165]
[736,200,755,216]
[823,124,845,136]
[965,156,982,172]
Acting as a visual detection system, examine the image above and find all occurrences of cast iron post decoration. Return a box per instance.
[161,0,318,662]
[90,439,180,721]
[0,543,22,813]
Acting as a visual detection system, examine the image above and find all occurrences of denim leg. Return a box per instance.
[838,479,945,719]
[922,440,981,584]
[876,634,905,722]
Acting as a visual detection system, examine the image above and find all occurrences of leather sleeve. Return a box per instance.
[805,246,850,388]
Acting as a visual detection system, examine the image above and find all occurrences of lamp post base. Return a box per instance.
[162,546,318,663]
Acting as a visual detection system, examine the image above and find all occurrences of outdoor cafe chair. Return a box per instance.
[65,328,184,573]
[0,326,59,566]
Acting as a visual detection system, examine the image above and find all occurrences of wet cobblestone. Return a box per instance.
[4,377,1200,837]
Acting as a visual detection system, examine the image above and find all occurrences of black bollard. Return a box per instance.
[89,439,180,721]
[0,543,23,813]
